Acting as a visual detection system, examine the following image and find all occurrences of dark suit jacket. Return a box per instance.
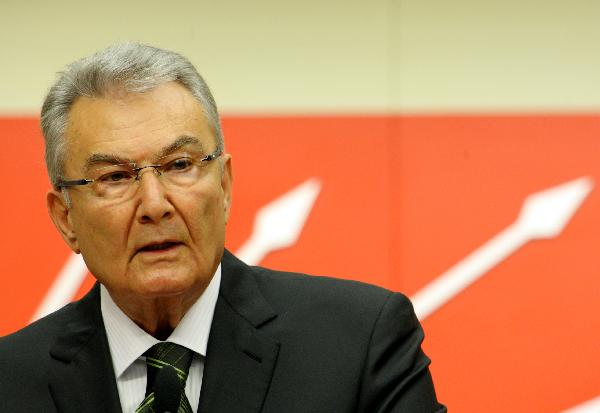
[0,250,446,412]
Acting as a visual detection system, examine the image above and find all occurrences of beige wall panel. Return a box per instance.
[0,0,390,114]
[392,0,600,112]
[1,0,599,114]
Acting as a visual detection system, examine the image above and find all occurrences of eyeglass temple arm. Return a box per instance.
[57,179,93,188]
[205,148,223,161]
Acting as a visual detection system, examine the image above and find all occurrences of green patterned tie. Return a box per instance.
[135,342,194,413]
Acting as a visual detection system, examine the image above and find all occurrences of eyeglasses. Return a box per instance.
[57,148,222,201]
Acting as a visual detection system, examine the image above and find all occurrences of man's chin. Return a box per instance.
[131,272,198,298]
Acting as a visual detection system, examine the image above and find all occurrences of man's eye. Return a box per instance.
[98,171,132,182]
[167,158,193,171]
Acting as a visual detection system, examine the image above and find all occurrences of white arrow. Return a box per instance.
[562,395,600,413]
[30,252,88,321]
[31,178,322,321]
[236,178,322,265]
[411,176,594,321]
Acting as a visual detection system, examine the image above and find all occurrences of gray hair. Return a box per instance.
[41,42,223,187]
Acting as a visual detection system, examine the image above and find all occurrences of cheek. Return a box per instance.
[73,204,135,286]
[180,188,227,244]
[72,203,132,259]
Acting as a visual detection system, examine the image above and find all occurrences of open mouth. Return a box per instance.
[138,241,181,253]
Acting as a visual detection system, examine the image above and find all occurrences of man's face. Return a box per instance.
[48,82,232,304]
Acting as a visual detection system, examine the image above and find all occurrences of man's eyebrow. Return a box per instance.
[82,136,204,172]
[156,135,203,159]
[84,153,134,172]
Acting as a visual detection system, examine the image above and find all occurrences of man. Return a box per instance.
[0,43,446,412]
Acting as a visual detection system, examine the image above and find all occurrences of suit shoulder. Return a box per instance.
[249,266,409,316]
[1,283,101,348]
[0,301,77,360]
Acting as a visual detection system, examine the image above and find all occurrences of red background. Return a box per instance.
[1,115,599,412]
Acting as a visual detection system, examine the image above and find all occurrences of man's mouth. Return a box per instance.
[138,241,181,253]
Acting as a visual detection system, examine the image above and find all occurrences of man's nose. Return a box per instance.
[135,168,174,224]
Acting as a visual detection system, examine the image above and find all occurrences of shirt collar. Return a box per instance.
[101,264,222,378]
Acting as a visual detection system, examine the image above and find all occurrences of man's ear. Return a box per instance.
[47,189,80,253]
[220,154,233,223]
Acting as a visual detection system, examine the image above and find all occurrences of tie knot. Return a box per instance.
[145,342,194,393]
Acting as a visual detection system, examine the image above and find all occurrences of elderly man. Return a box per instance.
[0,43,446,412]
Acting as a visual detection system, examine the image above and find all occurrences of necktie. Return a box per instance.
[135,342,194,413]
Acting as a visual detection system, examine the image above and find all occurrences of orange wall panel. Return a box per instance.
[1,115,599,412]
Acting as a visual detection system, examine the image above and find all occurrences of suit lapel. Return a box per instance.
[198,250,280,413]
[48,284,122,413]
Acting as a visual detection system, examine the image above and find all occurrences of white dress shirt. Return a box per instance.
[100,265,221,413]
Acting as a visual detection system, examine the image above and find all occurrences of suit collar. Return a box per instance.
[101,263,222,379]
[199,250,280,413]
[48,283,122,413]
[218,249,277,327]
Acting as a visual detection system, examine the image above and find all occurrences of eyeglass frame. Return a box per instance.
[56,147,223,190]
